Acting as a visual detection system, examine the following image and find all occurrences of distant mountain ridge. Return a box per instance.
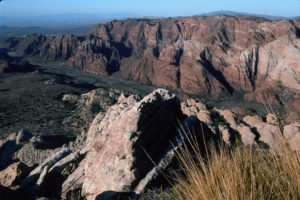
[200,10,299,20]
[0,11,299,28]
[0,13,141,27]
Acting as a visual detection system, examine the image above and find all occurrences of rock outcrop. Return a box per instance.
[82,89,183,199]
[0,89,186,199]
[0,162,30,187]
[0,88,299,199]
[182,97,300,151]
[62,88,127,133]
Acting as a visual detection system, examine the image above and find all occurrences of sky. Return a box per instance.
[0,0,299,17]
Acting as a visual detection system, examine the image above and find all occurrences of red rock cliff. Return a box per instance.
[6,15,300,101]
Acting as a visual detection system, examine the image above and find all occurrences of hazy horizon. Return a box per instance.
[0,0,299,18]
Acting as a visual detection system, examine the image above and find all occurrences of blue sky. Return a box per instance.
[0,0,299,17]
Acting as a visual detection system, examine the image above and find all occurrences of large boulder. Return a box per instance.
[81,89,183,200]
[16,129,33,145]
[84,93,140,149]
[0,162,30,187]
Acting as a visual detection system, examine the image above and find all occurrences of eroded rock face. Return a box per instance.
[82,89,182,200]
[0,88,298,200]
[84,93,140,149]
[61,159,86,200]
[4,15,299,110]
[181,97,300,151]
[216,109,256,145]
[0,88,135,199]
[11,34,122,76]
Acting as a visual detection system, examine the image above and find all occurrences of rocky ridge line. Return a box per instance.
[0,88,299,199]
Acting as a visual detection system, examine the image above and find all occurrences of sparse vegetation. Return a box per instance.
[0,71,88,138]
[171,130,300,200]
[140,118,300,200]
[0,57,156,139]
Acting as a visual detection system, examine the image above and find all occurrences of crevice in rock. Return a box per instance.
[250,127,270,149]
[170,48,183,66]
[156,23,163,41]
[176,69,181,89]
[289,20,300,38]
[198,48,234,94]
[244,46,259,91]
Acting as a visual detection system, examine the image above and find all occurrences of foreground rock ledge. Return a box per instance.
[82,88,183,200]
[0,88,299,200]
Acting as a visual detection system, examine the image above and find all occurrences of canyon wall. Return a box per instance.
[3,15,300,102]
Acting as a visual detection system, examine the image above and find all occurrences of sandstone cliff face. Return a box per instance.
[5,15,300,102]
[93,16,300,96]
[15,34,79,60]
[12,34,122,75]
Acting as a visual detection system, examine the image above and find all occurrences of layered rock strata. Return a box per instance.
[2,16,299,106]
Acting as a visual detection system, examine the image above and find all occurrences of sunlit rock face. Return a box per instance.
[6,16,299,104]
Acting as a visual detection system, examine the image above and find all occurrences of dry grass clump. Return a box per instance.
[172,132,300,200]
